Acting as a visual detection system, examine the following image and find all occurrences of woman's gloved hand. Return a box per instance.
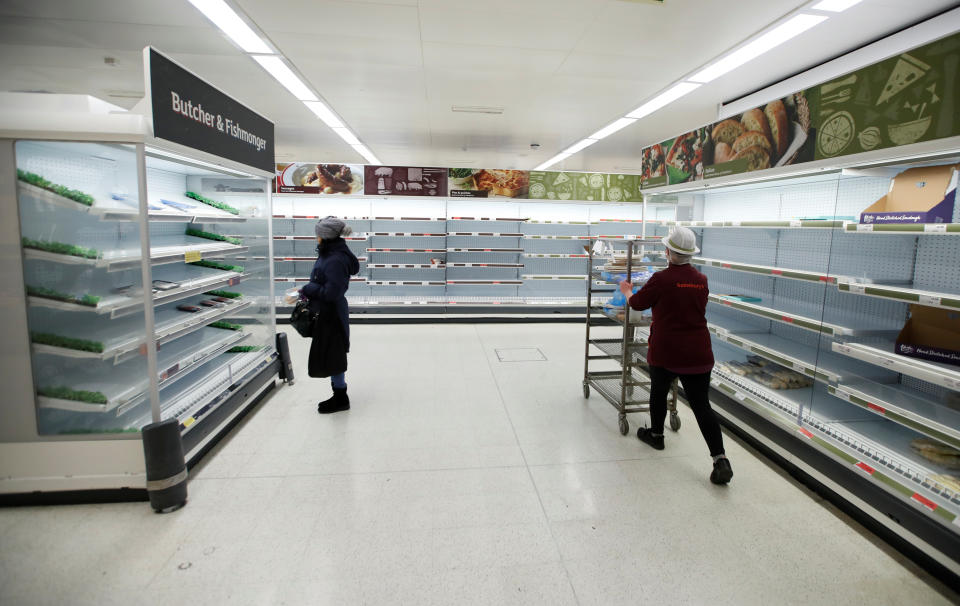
[619,280,633,297]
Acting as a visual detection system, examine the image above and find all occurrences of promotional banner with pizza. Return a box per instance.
[814,32,959,160]
[640,31,959,189]
[448,168,530,198]
[275,162,364,194]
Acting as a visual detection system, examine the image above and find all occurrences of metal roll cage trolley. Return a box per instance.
[583,237,680,436]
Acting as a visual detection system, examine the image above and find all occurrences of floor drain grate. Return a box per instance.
[495,347,547,362]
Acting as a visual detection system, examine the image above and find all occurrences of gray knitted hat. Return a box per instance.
[315,216,353,240]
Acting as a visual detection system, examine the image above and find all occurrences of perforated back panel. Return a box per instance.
[914,236,960,294]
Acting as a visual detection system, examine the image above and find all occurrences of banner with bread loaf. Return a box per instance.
[529,171,642,202]
[814,32,960,160]
[275,162,364,194]
[701,91,817,180]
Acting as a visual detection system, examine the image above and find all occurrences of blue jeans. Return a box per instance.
[331,372,346,389]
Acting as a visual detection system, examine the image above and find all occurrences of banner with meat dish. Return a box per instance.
[363,166,447,196]
[274,163,363,194]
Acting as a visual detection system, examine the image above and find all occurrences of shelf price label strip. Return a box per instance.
[845,222,960,234]
[829,385,960,450]
[717,376,958,524]
[708,295,839,335]
[838,282,959,310]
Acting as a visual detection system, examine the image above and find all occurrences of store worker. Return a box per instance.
[302,216,360,414]
[618,226,733,485]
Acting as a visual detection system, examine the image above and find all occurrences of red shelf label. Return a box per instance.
[911,493,938,511]
[782,316,794,323]
[771,269,782,275]
[798,428,814,439]
[866,403,886,414]
[855,461,875,475]
[722,263,731,268]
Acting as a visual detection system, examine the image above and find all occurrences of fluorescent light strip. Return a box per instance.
[563,138,599,154]
[811,0,863,11]
[252,55,317,102]
[303,100,344,128]
[626,82,701,120]
[689,14,828,83]
[332,127,360,145]
[187,0,272,53]
[534,152,572,171]
[351,143,380,165]
[589,118,637,140]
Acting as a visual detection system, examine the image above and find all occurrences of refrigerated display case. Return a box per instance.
[643,144,960,585]
[0,94,280,501]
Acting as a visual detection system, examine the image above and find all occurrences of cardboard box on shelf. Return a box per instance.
[895,305,960,368]
[859,164,958,225]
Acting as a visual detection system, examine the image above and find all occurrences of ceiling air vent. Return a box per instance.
[451,105,505,115]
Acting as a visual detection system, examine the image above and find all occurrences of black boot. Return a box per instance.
[317,387,349,414]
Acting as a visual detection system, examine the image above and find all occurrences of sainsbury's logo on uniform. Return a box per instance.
[676,282,705,289]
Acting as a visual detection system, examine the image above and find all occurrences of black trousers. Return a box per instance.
[648,366,725,457]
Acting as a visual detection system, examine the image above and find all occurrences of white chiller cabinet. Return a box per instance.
[0,94,281,500]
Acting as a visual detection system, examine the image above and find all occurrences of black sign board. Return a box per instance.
[147,48,274,173]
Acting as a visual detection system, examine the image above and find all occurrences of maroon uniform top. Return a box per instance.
[628,263,714,374]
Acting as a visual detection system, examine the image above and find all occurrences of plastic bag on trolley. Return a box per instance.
[604,284,640,309]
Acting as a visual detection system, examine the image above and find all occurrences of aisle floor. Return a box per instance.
[1,323,956,605]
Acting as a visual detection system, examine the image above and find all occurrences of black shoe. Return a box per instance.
[318,387,349,414]
[710,457,733,485]
[637,427,664,450]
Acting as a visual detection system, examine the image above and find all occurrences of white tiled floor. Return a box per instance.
[1,323,957,605]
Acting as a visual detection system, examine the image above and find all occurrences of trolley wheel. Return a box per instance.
[619,416,629,436]
[583,383,590,398]
[669,412,681,432]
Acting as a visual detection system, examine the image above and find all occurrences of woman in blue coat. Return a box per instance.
[301,216,360,413]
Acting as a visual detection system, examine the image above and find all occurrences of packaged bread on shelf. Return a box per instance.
[910,438,960,470]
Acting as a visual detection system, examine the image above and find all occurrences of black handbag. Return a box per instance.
[289,299,317,338]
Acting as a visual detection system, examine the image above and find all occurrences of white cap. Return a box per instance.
[662,226,700,255]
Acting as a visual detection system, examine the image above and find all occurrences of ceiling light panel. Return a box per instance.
[689,14,828,83]
[303,100,344,128]
[534,152,572,171]
[332,127,361,145]
[351,143,380,164]
[252,55,317,101]
[589,118,637,140]
[187,0,272,54]
[563,139,599,154]
[811,0,864,11]
[626,82,701,119]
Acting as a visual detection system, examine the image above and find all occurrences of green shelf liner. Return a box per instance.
[26,285,100,307]
[30,332,104,353]
[17,169,95,207]
[22,237,100,260]
[185,191,240,215]
[204,290,243,299]
[227,345,261,353]
[209,321,242,331]
[185,228,242,246]
[189,260,245,272]
[36,386,108,404]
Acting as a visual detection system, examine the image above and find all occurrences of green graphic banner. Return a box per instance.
[529,171,642,202]
[640,31,960,189]
[815,33,960,159]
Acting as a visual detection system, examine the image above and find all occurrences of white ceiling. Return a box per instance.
[0,0,956,171]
